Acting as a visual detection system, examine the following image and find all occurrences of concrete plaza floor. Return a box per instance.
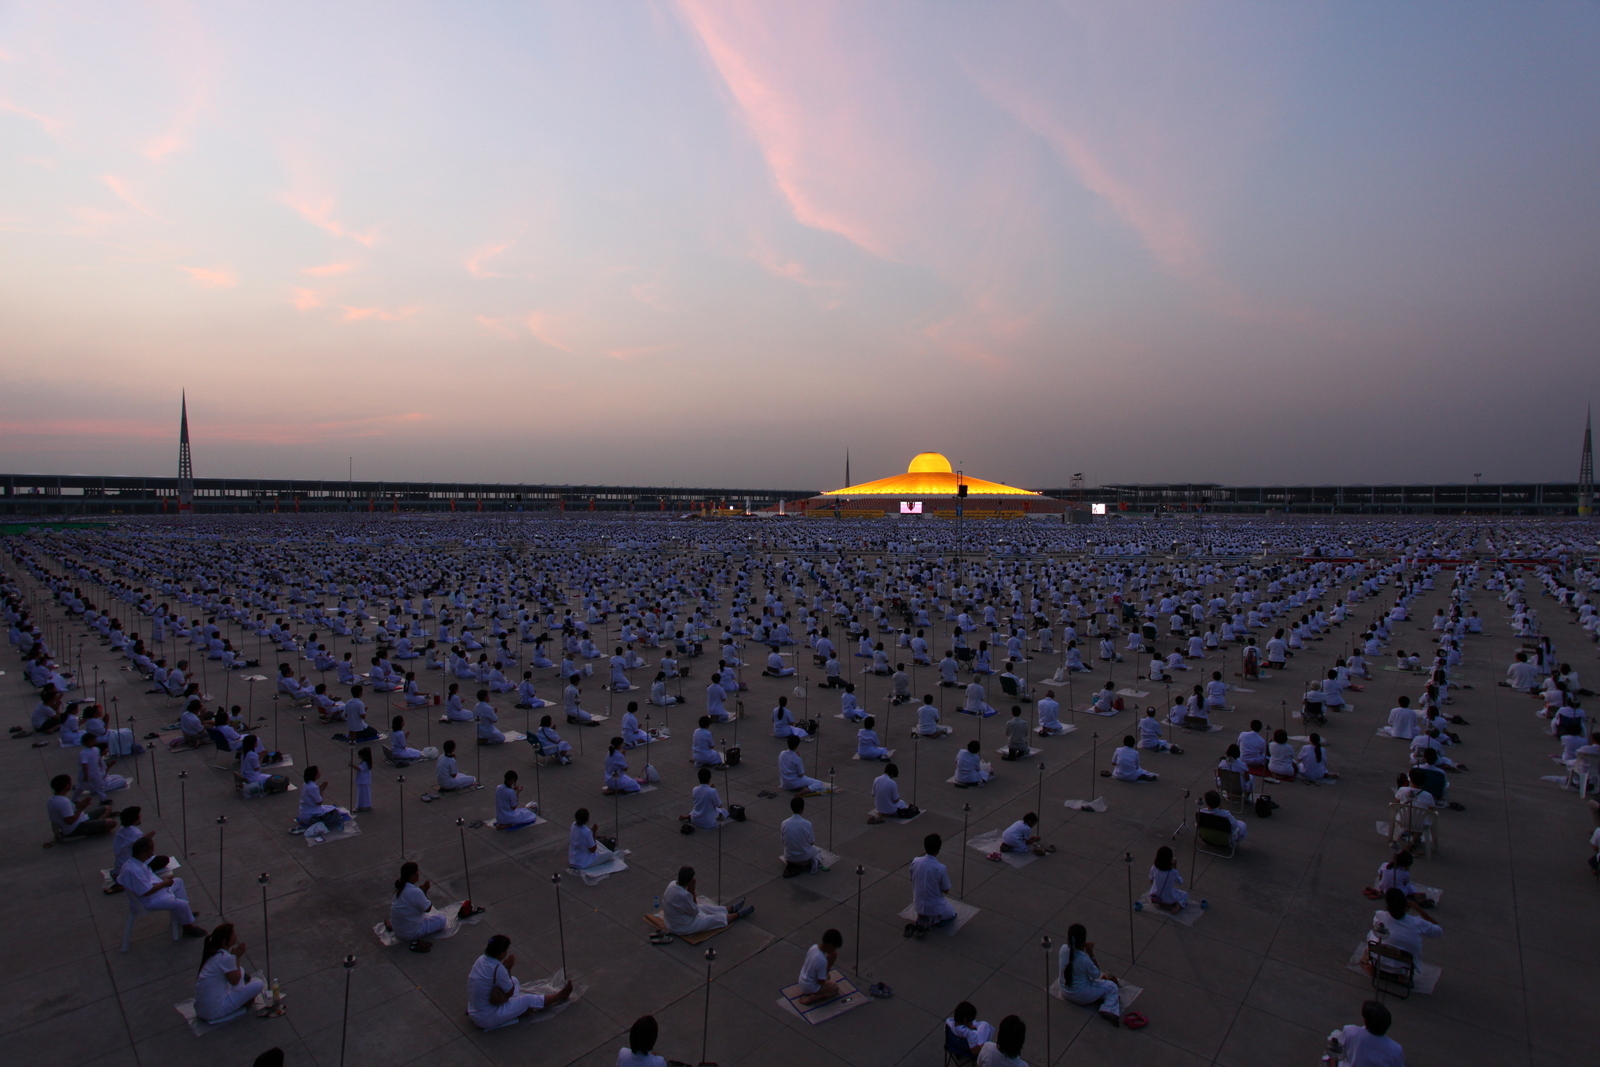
[4,548,1596,1067]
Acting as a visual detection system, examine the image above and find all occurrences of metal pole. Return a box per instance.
[699,948,717,1067]
[959,802,970,898]
[828,768,836,852]
[1088,731,1097,802]
[179,771,189,857]
[456,817,472,902]
[854,864,865,978]
[551,874,567,976]
[338,955,356,1067]
[150,736,160,817]
[216,816,227,917]
[397,775,406,857]
[1042,935,1053,1067]
[1124,851,1135,966]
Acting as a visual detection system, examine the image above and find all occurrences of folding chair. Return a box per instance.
[1215,769,1254,813]
[1195,811,1238,858]
[998,675,1020,700]
[1365,942,1416,998]
[1387,802,1438,858]
[942,1025,977,1067]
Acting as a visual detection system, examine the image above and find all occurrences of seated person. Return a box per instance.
[796,928,843,1005]
[946,1001,995,1057]
[1000,812,1044,856]
[1036,692,1069,735]
[390,716,426,762]
[466,935,572,1030]
[296,765,348,830]
[870,764,918,821]
[1147,845,1188,910]
[1237,721,1268,772]
[567,807,614,870]
[686,767,727,830]
[690,717,723,766]
[916,697,952,736]
[46,773,116,840]
[781,796,827,875]
[762,651,795,677]
[194,925,266,1022]
[1372,851,1436,908]
[1386,696,1421,739]
[494,770,538,829]
[387,862,455,950]
[779,735,827,792]
[1297,733,1337,780]
[1000,706,1031,760]
[1138,707,1182,753]
[954,739,993,786]
[662,865,751,935]
[620,702,649,748]
[857,716,891,761]
[603,737,645,794]
[1365,887,1443,975]
[1266,728,1297,779]
[909,834,957,928]
[1110,736,1157,781]
[532,715,572,763]
[1333,1001,1405,1067]
[435,740,476,793]
[1059,924,1122,1025]
[119,835,206,938]
[1198,789,1247,845]
[772,696,808,739]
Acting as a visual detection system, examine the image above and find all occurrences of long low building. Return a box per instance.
[0,472,815,517]
[1039,482,1590,516]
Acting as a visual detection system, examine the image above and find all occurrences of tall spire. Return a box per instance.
[1580,405,1594,517]
[845,449,850,490]
[178,391,194,514]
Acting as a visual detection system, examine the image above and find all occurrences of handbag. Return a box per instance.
[1254,794,1273,819]
[724,746,741,767]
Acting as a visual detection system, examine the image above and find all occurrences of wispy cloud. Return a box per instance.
[291,287,323,310]
[0,96,65,136]
[340,304,420,322]
[301,260,358,276]
[0,412,430,446]
[466,241,515,278]
[101,174,162,220]
[181,265,238,288]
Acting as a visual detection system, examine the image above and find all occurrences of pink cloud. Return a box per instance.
[523,311,574,352]
[0,412,430,446]
[291,287,323,310]
[182,265,238,288]
[0,96,65,136]
[340,305,420,323]
[604,344,676,362]
[101,175,162,220]
[466,241,515,278]
[301,261,358,276]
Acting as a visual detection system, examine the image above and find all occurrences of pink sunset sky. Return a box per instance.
[2,1,1597,489]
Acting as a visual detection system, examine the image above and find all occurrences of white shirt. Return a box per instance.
[910,853,950,913]
[797,943,830,993]
[872,774,904,814]
[1337,1026,1405,1067]
[467,954,540,1018]
[781,813,817,861]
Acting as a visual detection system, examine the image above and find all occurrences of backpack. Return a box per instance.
[1254,794,1273,819]
[724,746,741,767]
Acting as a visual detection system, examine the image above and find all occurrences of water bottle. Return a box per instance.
[653,894,660,913]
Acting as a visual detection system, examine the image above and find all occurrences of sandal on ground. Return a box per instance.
[1122,1011,1148,1029]
[408,940,432,953]
[1099,1011,1121,1027]
[866,983,894,998]
[987,852,1002,863]
[649,932,675,945]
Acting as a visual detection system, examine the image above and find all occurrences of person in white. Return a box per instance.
[1137,707,1181,753]
[567,807,612,869]
[955,739,993,785]
[763,651,795,677]
[1366,886,1443,973]
[564,675,597,724]
[772,696,807,738]
[474,691,504,744]
[871,764,917,820]
[494,770,538,829]
[686,768,727,830]
[975,1014,1030,1067]
[662,865,751,935]
[1110,736,1157,781]
[1060,924,1122,1026]
[705,674,730,722]
[1147,845,1187,910]
[1035,691,1068,735]
[387,862,452,948]
[779,735,826,792]
[435,740,476,792]
[616,1015,672,1067]
[946,1002,995,1057]
[1385,696,1421,739]
[917,698,952,736]
[1198,790,1247,845]
[1297,733,1337,780]
[391,715,426,762]
[782,795,827,874]
[194,925,265,1022]
[690,716,723,766]
[466,935,571,1029]
[1000,812,1042,855]
[1331,1000,1406,1067]
[796,929,843,1004]
[909,833,957,926]
[856,716,891,760]
[117,835,206,937]
[297,765,349,830]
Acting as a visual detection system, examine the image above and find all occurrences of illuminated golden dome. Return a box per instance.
[821,453,1040,497]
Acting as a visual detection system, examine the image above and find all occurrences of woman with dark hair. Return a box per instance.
[388,862,451,952]
[617,1015,668,1066]
[194,923,264,1022]
[238,735,287,796]
[1059,923,1123,1026]
[1147,846,1187,911]
[466,935,572,1029]
[978,1014,1028,1065]
[1297,732,1337,780]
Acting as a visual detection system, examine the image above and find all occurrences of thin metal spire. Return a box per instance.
[1580,404,1594,517]
[178,391,194,513]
